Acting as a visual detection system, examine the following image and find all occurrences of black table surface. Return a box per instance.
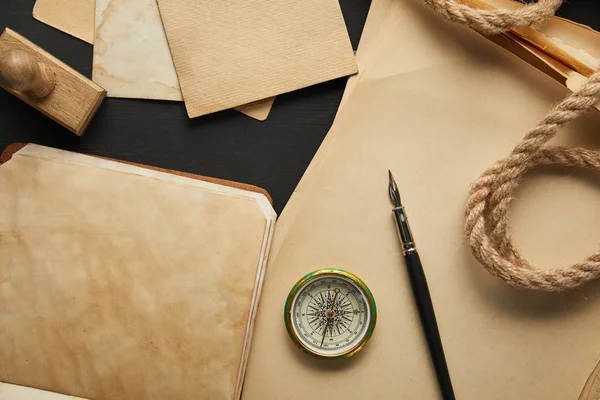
[1,0,598,214]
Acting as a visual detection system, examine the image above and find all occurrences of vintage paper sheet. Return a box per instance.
[93,0,183,101]
[0,145,276,400]
[339,0,394,108]
[156,0,357,118]
[92,0,275,119]
[234,97,275,121]
[482,0,600,75]
[473,0,600,111]
[282,0,600,250]
[273,0,395,251]
[34,0,274,120]
[242,1,600,399]
[33,0,95,44]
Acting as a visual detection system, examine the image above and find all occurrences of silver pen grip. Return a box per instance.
[392,205,416,254]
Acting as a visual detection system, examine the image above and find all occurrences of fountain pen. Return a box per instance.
[388,171,456,400]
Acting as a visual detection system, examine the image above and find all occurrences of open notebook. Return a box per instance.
[0,144,275,400]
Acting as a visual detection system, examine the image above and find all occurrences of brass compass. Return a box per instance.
[284,268,377,359]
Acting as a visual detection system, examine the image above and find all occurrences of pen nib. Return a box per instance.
[388,170,402,208]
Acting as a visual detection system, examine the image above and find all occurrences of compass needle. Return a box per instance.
[320,318,330,347]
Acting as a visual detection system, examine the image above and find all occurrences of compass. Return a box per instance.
[284,268,377,359]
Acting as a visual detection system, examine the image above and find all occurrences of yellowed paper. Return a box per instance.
[234,97,276,121]
[0,382,88,400]
[339,0,395,108]
[579,357,600,400]
[34,0,274,120]
[0,145,276,400]
[243,1,600,399]
[276,0,395,255]
[494,33,600,110]
[549,16,600,63]
[33,0,95,44]
[467,0,600,76]
[92,0,275,120]
[93,0,183,101]
[156,0,357,118]
[455,0,600,111]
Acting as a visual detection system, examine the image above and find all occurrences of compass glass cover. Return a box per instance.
[289,274,372,357]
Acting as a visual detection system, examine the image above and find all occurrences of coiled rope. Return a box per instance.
[424,0,600,291]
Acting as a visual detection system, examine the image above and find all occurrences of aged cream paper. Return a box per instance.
[476,0,600,108]
[243,1,600,399]
[0,145,276,400]
[93,0,183,101]
[92,0,275,119]
[484,0,600,74]
[34,0,274,120]
[281,0,600,251]
[156,0,357,118]
[274,0,395,256]
[339,0,394,108]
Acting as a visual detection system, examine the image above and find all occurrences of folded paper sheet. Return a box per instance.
[34,0,275,120]
[156,0,357,118]
[243,1,600,399]
[0,144,276,400]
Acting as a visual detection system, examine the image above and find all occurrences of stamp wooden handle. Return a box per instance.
[0,50,56,98]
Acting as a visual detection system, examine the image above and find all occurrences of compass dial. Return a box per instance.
[284,269,376,359]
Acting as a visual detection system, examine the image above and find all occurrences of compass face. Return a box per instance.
[284,269,376,359]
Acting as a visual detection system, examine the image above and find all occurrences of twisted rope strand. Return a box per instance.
[424,0,562,35]
[423,0,600,290]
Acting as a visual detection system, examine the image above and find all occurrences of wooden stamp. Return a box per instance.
[0,28,106,136]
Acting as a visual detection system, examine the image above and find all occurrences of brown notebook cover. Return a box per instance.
[0,143,272,204]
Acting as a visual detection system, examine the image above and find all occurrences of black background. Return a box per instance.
[1,0,598,213]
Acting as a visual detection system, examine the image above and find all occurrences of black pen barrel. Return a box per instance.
[404,250,456,400]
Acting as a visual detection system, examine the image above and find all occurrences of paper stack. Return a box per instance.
[33,0,357,121]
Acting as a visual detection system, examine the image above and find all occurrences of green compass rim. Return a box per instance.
[284,268,377,360]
